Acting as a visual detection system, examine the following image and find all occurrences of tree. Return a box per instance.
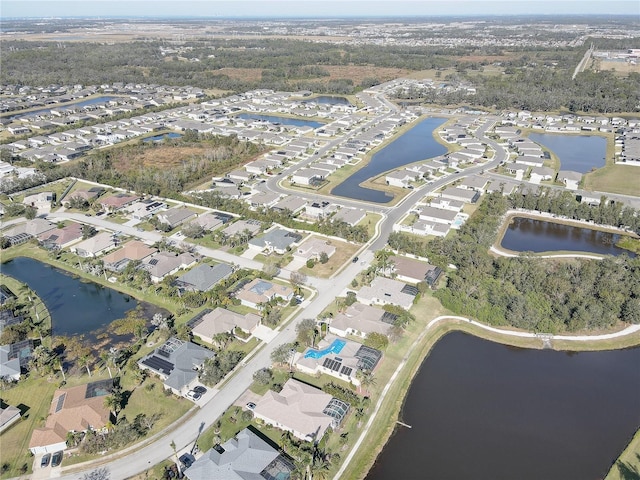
[296,318,317,347]
[78,354,93,377]
[82,224,97,239]
[319,251,329,264]
[270,342,296,366]
[357,369,377,395]
[364,332,389,350]
[24,205,37,220]
[253,368,273,385]
[81,467,110,480]
[181,222,205,239]
[290,271,307,294]
[170,440,182,478]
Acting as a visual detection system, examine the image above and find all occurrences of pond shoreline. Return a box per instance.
[493,209,639,257]
[338,314,640,480]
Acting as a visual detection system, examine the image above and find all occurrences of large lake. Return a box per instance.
[366,331,640,480]
[1,257,137,336]
[501,217,634,256]
[236,113,324,129]
[331,117,447,203]
[529,133,607,173]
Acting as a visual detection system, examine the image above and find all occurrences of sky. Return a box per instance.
[1,0,638,19]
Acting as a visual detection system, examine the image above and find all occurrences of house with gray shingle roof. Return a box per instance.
[174,263,232,292]
[185,428,293,480]
[156,207,197,229]
[138,337,215,395]
[248,228,302,255]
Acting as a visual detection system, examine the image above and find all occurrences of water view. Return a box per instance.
[5,95,121,121]
[143,132,183,143]
[331,117,447,203]
[1,257,137,336]
[501,217,634,256]
[529,133,607,174]
[366,331,640,480]
[236,113,325,129]
[311,95,351,105]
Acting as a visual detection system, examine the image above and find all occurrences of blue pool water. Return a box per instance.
[143,132,183,142]
[304,339,346,359]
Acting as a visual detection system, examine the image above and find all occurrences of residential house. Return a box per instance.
[138,337,215,395]
[1,218,56,246]
[174,263,233,292]
[293,238,336,263]
[272,195,307,215]
[102,240,157,272]
[529,166,555,184]
[252,378,349,442]
[295,335,382,386]
[329,303,392,338]
[458,176,489,192]
[291,168,326,186]
[38,222,84,250]
[185,428,294,480]
[0,340,34,381]
[389,256,442,286]
[557,170,582,190]
[156,207,197,229]
[386,170,416,188]
[305,201,333,219]
[29,379,114,454]
[249,191,281,209]
[126,200,166,220]
[100,193,140,212]
[221,219,262,239]
[70,231,117,258]
[227,169,253,183]
[357,277,417,310]
[142,251,197,283]
[185,212,224,232]
[190,307,261,344]
[0,404,21,433]
[332,207,366,226]
[23,191,54,209]
[248,228,302,255]
[418,205,458,225]
[439,186,480,204]
[235,278,294,310]
[65,187,103,205]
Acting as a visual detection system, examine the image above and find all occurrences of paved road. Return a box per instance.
[51,115,510,479]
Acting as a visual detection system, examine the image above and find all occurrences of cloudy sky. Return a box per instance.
[1,0,637,18]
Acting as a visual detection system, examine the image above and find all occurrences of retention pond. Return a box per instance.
[366,331,640,480]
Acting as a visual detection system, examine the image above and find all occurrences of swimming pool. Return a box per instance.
[304,339,346,359]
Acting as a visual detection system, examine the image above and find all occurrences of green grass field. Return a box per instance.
[583,164,640,197]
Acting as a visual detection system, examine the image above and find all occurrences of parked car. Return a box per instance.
[193,385,207,395]
[185,390,201,401]
[51,451,63,468]
[352,256,359,263]
[40,453,51,468]
[246,402,256,410]
[179,453,195,469]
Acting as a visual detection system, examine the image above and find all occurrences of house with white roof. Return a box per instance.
[357,277,416,310]
[70,231,117,258]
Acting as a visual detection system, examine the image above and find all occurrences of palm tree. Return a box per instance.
[54,358,66,382]
[78,354,92,377]
[100,351,113,378]
[357,369,377,396]
[170,440,182,477]
[103,394,121,423]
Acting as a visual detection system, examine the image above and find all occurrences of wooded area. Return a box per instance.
[389,191,640,332]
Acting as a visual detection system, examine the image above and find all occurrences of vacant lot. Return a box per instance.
[111,145,207,172]
[583,164,640,196]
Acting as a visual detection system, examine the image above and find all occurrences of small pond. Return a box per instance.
[501,217,634,256]
[236,113,324,129]
[529,133,607,174]
[310,96,351,105]
[331,117,447,203]
[143,132,183,143]
[1,257,139,337]
[366,331,640,480]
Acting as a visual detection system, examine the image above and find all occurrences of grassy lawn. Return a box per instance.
[360,212,382,240]
[583,163,640,196]
[298,236,359,278]
[0,375,60,477]
[604,428,640,480]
